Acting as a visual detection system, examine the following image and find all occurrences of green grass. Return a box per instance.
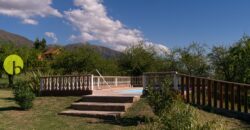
[0,89,249,130]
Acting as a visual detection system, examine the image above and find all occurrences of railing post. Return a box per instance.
[40,77,43,92]
[173,71,179,90]
[97,77,100,88]
[115,77,118,87]
[91,75,94,90]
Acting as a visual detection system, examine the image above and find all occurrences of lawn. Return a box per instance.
[0,89,249,130]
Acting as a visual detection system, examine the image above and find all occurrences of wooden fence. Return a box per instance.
[143,72,250,121]
[40,75,93,96]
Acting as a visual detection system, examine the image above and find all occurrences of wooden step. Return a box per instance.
[80,95,140,103]
[71,102,132,111]
[59,110,124,119]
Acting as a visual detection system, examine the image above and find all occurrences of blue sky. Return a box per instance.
[0,0,250,50]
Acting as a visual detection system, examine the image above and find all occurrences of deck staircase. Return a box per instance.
[59,95,140,119]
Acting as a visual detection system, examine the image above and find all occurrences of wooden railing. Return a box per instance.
[178,74,249,114]
[143,72,250,120]
[40,75,92,96]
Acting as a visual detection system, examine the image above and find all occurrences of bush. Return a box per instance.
[159,100,195,130]
[146,78,216,130]
[146,78,178,115]
[13,81,35,110]
[27,70,43,96]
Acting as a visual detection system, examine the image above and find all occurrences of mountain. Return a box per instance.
[64,43,122,58]
[0,29,121,58]
[0,29,33,47]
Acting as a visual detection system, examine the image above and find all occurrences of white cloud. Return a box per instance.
[0,0,62,25]
[65,0,169,52]
[45,32,58,43]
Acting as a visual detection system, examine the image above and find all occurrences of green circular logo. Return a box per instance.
[3,54,24,75]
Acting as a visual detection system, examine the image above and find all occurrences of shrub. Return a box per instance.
[146,78,216,130]
[146,78,178,115]
[27,70,43,96]
[13,81,35,110]
[159,100,195,130]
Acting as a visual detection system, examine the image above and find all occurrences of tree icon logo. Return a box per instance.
[3,54,24,75]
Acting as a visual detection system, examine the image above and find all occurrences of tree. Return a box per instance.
[34,38,46,50]
[40,38,46,50]
[174,43,210,77]
[208,46,233,80]
[209,35,250,83]
[34,38,40,50]
[119,44,160,76]
[52,46,104,74]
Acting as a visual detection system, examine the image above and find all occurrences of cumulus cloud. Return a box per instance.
[64,0,169,52]
[45,32,58,43]
[0,0,62,25]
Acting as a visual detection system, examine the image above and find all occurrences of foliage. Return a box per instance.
[146,78,177,115]
[159,100,195,130]
[174,43,210,77]
[27,70,43,96]
[34,38,46,51]
[51,46,118,75]
[13,81,35,110]
[209,35,250,83]
[146,78,216,130]
[119,43,162,76]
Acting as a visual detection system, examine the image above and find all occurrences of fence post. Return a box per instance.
[91,75,94,90]
[173,71,179,90]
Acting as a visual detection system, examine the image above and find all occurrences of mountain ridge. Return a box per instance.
[0,29,122,58]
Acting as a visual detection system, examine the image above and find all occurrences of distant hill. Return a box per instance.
[0,29,33,47]
[0,29,122,58]
[64,43,122,58]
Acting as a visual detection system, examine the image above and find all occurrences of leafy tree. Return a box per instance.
[40,38,46,50]
[52,46,105,74]
[34,38,46,50]
[174,43,210,77]
[208,46,233,80]
[34,38,40,50]
[119,44,160,76]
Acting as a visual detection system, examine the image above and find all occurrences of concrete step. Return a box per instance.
[59,109,124,119]
[71,102,132,111]
[80,95,140,103]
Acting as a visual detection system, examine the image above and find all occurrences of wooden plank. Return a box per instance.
[225,83,229,110]
[202,78,205,106]
[197,78,200,105]
[213,81,217,108]
[231,84,235,111]
[237,85,241,112]
[191,77,195,104]
[244,86,248,113]
[181,76,185,96]
[208,80,212,107]
[220,82,223,109]
[186,76,190,103]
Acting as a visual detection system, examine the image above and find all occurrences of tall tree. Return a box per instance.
[174,43,210,77]
[34,38,46,50]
